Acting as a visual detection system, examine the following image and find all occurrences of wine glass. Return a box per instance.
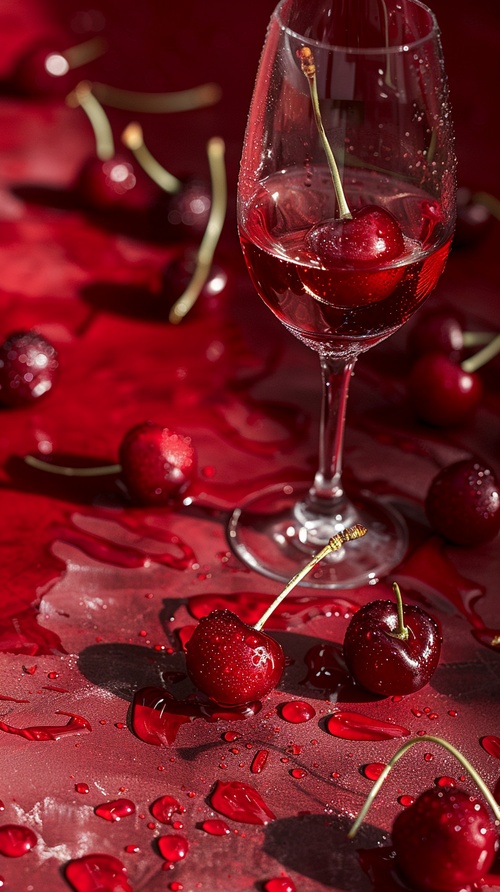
[228,0,456,588]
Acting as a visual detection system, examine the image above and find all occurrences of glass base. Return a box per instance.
[227,482,407,589]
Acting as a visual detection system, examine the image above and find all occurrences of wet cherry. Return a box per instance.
[0,330,59,407]
[306,205,405,269]
[186,608,285,707]
[10,36,105,97]
[453,187,494,248]
[349,736,500,892]
[186,526,366,707]
[119,421,196,506]
[425,459,500,546]
[343,583,441,696]
[392,787,498,891]
[408,351,482,426]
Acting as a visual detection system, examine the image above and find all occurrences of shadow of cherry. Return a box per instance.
[262,811,379,890]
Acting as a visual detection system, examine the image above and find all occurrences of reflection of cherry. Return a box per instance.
[425,459,500,546]
[343,583,441,696]
[0,330,59,407]
[349,735,500,892]
[185,526,366,706]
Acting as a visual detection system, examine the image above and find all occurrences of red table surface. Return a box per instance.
[0,1,498,891]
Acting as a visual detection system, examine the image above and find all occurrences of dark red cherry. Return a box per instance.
[392,786,498,891]
[408,352,482,426]
[306,205,405,269]
[154,177,211,240]
[162,247,230,315]
[407,306,466,359]
[76,155,148,211]
[119,421,196,506]
[343,588,441,696]
[453,187,493,248]
[11,41,78,97]
[185,609,285,707]
[303,205,406,306]
[425,459,500,546]
[0,330,59,407]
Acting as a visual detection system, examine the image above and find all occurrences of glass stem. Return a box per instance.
[308,354,357,511]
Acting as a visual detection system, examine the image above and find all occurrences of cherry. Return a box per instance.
[303,206,406,307]
[118,421,196,506]
[343,583,441,696]
[453,187,494,248]
[425,459,500,546]
[0,330,59,407]
[407,306,466,359]
[161,247,230,316]
[185,608,285,707]
[185,525,367,707]
[76,155,142,211]
[10,36,105,98]
[152,176,212,240]
[306,206,405,269]
[392,787,498,891]
[408,351,482,426]
[349,735,500,892]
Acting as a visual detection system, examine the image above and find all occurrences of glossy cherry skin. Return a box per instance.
[453,187,493,249]
[343,599,441,696]
[425,459,500,546]
[76,155,150,212]
[303,205,406,306]
[306,206,405,268]
[119,421,196,506]
[11,42,78,97]
[161,247,230,315]
[185,609,285,707]
[0,330,59,407]
[408,352,482,426]
[153,177,211,241]
[407,306,466,359]
[392,787,498,892]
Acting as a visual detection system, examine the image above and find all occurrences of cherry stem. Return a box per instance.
[24,455,121,477]
[67,80,114,160]
[253,524,367,632]
[347,734,500,840]
[298,46,352,220]
[121,122,181,193]
[461,332,500,374]
[169,137,227,324]
[92,81,221,113]
[388,582,409,641]
[63,36,107,70]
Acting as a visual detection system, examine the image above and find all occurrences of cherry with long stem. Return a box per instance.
[185,525,367,707]
[348,734,500,839]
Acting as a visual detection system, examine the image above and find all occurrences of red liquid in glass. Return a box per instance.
[239,167,451,353]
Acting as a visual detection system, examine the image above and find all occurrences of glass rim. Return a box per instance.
[274,0,439,55]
